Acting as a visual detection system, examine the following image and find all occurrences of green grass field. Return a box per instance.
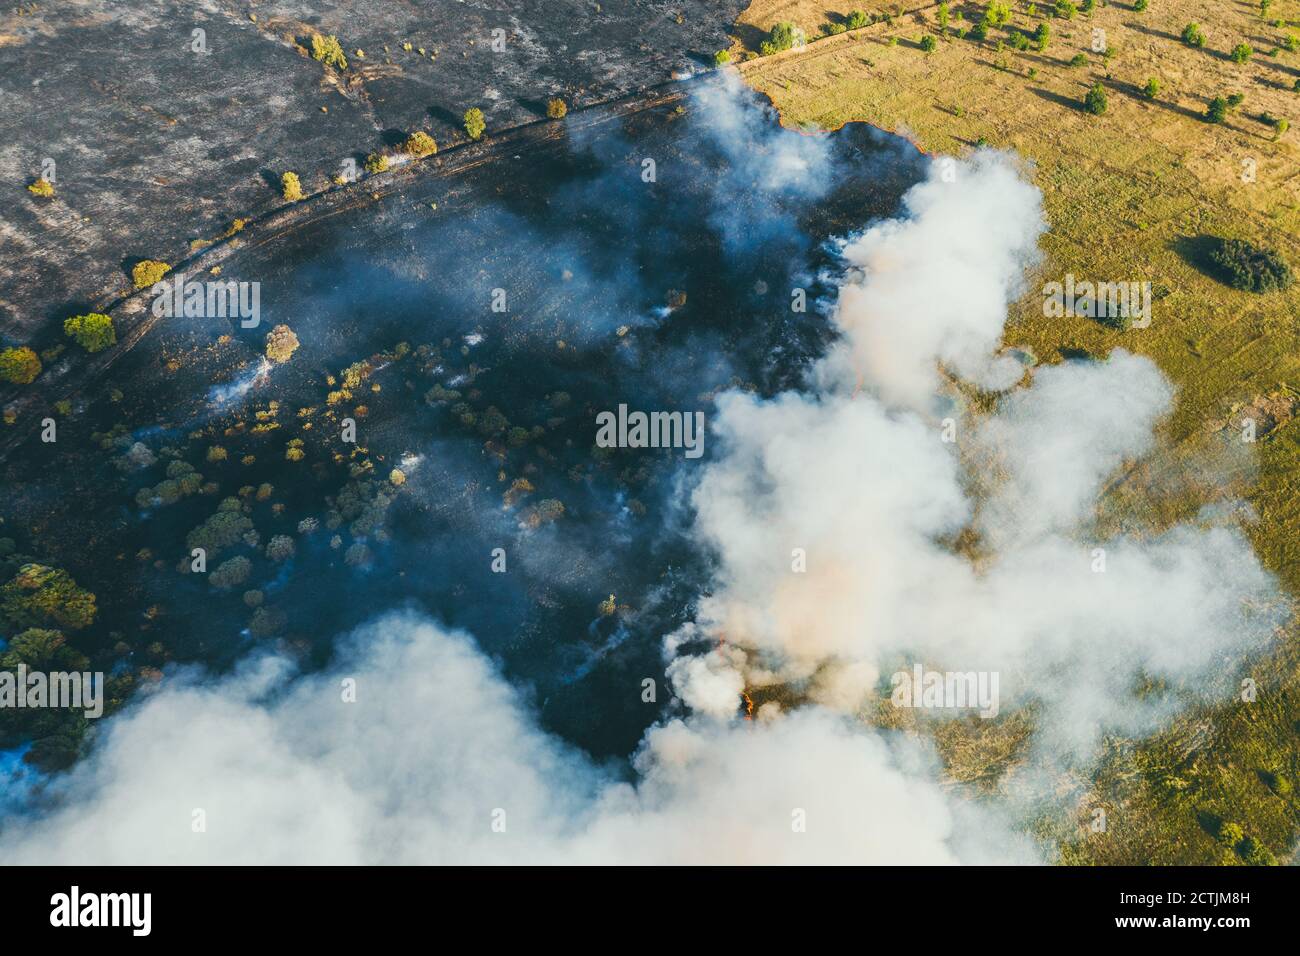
[737,0,1300,862]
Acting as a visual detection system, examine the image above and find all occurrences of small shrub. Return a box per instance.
[1205,96,1229,123]
[26,178,54,198]
[0,346,42,385]
[464,107,486,140]
[132,259,171,289]
[1055,0,1077,19]
[1081,0,1095,12]
[1274,117,1290,140]
[63,313,116,353]
[364,152,389,174]
[1134,0,1148,10]
[969,19,989,41]
[310,34,348,69]
[920,34,938,52]
[714,49,731,65]
[281,171,303,202]
[1084,82,1108,114]
[1069,52,1087,66]
[1143,77,1161,98]
[1034,22,1051,50]
[1231,42,1253,63]
[846,10,868,30]
[545,97,568,119]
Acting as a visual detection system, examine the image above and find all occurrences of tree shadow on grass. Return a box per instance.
[1108,79,1206,120]
[427,105,463,132]
[733,22,767,53]
[1172,234,1230,287]
[1127,23,1184,44]
[1028,85,1085,112]
[516,96,549,118]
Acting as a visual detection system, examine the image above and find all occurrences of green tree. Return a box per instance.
[0,628,66,668]
[464,107,486,140]
[1237,836,1276,865]
[0,564,96,631]
[1205,95,1228,122]
[403,131,438,157]
[937,3,950,32]
[846,10,868,30]
[1084,81,1108,114]
[760,21,804,55]
[209,556,251,589]
[1206,237,1293,291]
[1134,0,1148,10]
[1055,0,1077,19]
[131,259,171,289]
[63,313,116,353]
[1034,22,1051,50]
[310,34,347,69]
[920,34,938,52]
[713,49,731,65]
[281,171,303,201]
[0,346,41,384]
[1182,22,1206,47]
[1231,42,1253,63]
[986,1,1012,26]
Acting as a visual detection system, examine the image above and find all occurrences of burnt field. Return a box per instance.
[0,75,923,777]
[0,0,748,343]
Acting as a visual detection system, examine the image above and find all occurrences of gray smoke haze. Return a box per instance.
[0,117,1282,864]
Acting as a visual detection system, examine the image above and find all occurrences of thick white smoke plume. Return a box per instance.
[671,151,1283,768]
[815,151,1044,408]
[0,132,1280,864]
[0,613,1027,864]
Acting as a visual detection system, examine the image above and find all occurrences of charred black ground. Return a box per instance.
[0,0,747,341]
[0,76,923,783]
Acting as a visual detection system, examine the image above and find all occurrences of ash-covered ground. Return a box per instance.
[0,0,747,342]
[0,74,923,782]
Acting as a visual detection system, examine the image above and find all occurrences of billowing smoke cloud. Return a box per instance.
[815,151,1044,410]
[0,613,1028,864]
[1,104,1281,864]
[670,152,1285,770]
